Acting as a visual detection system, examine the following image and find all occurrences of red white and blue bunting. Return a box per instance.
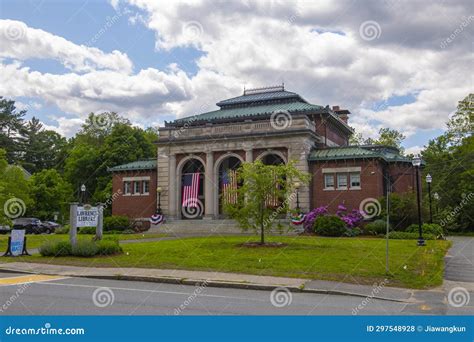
[150,214,164,225]
[291,213,306,226]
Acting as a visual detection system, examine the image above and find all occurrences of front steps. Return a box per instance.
[149,219,302,236]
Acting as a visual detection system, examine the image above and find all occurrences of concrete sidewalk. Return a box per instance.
[0,261,413,302]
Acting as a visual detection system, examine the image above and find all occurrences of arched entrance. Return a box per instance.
[217,156,242,215]
[260,153,285,166]
[180,158,205,219]
[259,152,285,208]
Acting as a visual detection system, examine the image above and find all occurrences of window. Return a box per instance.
[133,181,141,194]
[337,173,348,189]
[123,181,131,195]
[142,180,149,194]
[350,172,361,188]
[324,173,334,189]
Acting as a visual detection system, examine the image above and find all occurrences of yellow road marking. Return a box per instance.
[0,274,67,286]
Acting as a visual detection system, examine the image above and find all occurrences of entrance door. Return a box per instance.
[180,158,205,219]
[218,156,242,215]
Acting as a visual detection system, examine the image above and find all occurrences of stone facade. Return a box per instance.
[157,115,317,218]
[109,86,415,222]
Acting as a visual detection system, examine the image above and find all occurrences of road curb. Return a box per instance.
[0,265,409,302]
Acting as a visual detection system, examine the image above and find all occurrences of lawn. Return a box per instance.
[0,232,167,251]
[2,235,451,289]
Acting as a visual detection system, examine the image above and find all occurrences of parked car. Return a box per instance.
[12,218,55,234]
[43,221,61,230]
[0,225,11,234]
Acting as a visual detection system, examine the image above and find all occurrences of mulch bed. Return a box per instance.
[237,242,288,248]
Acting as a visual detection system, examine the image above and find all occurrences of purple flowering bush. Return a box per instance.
[303,204,364,235]
[303,206,328,232]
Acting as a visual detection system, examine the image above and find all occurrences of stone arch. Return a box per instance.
[256,150,287,165]
[177,155,206,219]
[213,153,244,216]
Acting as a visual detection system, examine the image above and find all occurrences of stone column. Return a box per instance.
[289,142,311,212]
[69,202,78,246]
[168,154,177,219]
[245,149,253,162]
[95,203,103,241]
[204,151,214,219]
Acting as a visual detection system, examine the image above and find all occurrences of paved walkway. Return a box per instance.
[444,236,473,283]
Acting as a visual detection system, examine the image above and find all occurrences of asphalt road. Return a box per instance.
[0,271,468,316]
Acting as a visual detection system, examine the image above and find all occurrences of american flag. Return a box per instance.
[222,169,238,204]
[265,171,280,207]
[182,173,200,207]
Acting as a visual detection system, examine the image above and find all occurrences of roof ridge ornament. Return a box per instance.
[244,84,284,95]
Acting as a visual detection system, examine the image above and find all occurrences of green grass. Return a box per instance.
[2,236,451,289]
[0,232,167,251]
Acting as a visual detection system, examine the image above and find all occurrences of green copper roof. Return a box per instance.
[216,90,305,107]
[309,145,411,163]
[108,159,156,172]
[174,101,323,123]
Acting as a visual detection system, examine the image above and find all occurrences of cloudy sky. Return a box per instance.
[0,0,472,153]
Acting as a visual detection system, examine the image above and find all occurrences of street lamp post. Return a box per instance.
[80,184,86,205]
[156,187,163,215]
[294,182,301,212]
[412,156,425,246]
[426,174,433,224]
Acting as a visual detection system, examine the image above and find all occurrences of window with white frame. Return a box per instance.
[123,181,131,195]
[324,173,334,189]
[337,173,348,189]
[142,180,149,194]
[350,172,361,188]
[133,181,141,194]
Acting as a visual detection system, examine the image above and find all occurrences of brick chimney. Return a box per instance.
[332,105,350,124]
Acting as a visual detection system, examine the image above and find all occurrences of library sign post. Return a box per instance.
[69,202,104,245]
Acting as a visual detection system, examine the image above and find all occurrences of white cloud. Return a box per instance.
[405,145,423,156]
[0,19,133,73]
[0,61,193,119]
[0,0,471,146]
[118,0,471,144]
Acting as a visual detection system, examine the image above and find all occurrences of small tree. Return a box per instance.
[224,160,310,245]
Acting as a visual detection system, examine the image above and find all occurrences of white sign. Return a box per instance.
[11,229,25,256]
[76,206,98,227]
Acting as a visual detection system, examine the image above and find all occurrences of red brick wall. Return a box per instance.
[311,115,348,147]
[111,170,157,220]
[310,159,384,213]
[310,159,416,213]
[389,163,416,193]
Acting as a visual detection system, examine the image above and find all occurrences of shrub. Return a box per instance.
[78,227,96,234]
[344,227,361,237]
[96,240,122,255]
[55,225,70,234]
[407,223,444,237]
[341,209,364,228]
[365,219,389,235]
[380,193,428,230]
[39,240,72,257]
[104,215,130,232]
[388,231,435,240]
[71,240,98,257]
[303,206,328,232]
[313,215,347,236]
